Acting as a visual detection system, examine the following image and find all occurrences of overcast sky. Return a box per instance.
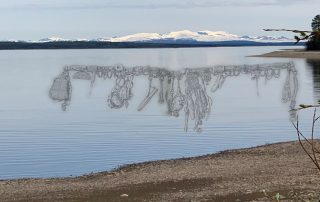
[0,0,319,40]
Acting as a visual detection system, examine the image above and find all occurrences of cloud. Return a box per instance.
[111,0,314,9]
[0,0,317,10]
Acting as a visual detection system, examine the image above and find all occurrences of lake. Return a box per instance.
[0,46,318,179]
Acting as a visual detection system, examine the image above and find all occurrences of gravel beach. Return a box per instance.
[1,141,320,202]
[252,49,320,59]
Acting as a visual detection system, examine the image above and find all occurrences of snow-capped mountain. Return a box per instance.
[0,30,293,43]
[102,30,241,42]
[38,37,70,42]
[38,37,89,43]
[97,30,292,43]
[240,35,291,42]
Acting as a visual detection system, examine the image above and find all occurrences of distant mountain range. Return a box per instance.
[32,30,294,43]
[0,30,303,50]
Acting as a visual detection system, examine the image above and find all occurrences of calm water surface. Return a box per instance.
[0,46,318,179]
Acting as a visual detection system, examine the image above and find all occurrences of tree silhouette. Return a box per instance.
[264,14,320,50]
[307,15,320,50]
[311,15,320,31]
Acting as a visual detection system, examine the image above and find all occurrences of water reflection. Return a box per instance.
[50,63,298,132]
[306,59,320,102]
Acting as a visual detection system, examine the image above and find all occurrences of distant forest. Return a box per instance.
[0,41,303,50]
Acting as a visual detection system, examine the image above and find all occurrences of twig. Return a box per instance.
[290,104,320,112]
[291,122,320,154]
[293,109,320,171]
[263,29,313,33]
[311,108,320,169]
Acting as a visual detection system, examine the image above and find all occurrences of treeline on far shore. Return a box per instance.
[0,41,304,50]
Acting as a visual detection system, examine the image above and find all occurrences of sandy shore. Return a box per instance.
[251,49,320,59]
[1,141,320,201]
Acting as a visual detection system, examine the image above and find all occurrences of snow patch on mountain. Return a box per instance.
[241,35,292,42]
[102,32,162,42]
[106,30,242,42]
[37,37,89,43]
[105,30,292,43]
[38,37,70,42]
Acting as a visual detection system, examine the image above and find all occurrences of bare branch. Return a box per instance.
[263,29,313,33]
[311,108,320,169]
[292,106,320,172]
[291,122,320,153]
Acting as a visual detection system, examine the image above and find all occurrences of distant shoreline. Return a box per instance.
[251,49,320,59]
[1,140,320,201]
[0,41,303,50]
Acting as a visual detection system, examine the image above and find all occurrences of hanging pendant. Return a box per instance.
[159,77,165,104]
[137,77,158,111]
[49,70,72,111]
[72,71,92,80]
